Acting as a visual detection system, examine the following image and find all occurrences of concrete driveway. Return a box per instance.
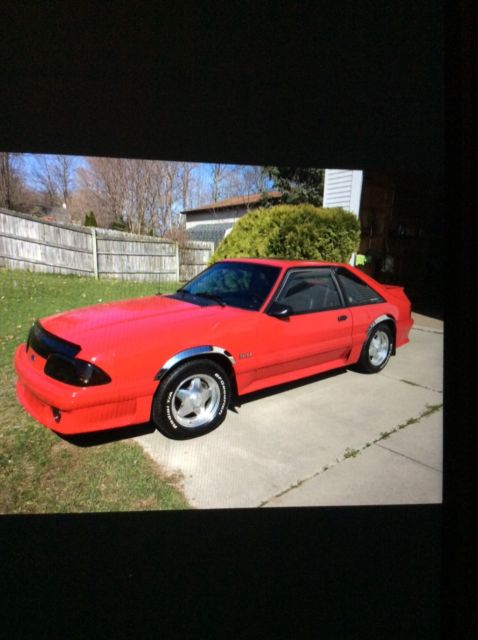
[136,314,443,509]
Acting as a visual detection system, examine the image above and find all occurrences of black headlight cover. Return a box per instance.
[44,353,111,387]
[27,322,81,359]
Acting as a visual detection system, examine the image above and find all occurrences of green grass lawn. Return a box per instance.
[0,268,190,513]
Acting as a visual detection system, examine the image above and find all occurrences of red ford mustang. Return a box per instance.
[14,258,413,439]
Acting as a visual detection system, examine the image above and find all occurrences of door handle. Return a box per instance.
[338,315,348,321]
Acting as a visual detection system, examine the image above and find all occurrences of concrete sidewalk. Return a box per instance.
[136,319,443,509]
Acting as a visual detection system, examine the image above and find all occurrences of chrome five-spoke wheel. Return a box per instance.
[171,374,221,428]
[368,329,390,367]
[358,322,393,373]
[152,358,231,439]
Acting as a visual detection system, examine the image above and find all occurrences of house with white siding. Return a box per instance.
[323,169,364,216]
[323,169,364,265]
[181,191,282,246]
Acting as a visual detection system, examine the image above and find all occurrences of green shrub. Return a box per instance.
[110,217,128,231]
[84,211,97,227]
[211,204,360,263]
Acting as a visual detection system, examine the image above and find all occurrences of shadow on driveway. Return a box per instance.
[230,367,347,410]
[57,367,350,446]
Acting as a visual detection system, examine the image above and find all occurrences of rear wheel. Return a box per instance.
[152,359,231,439]
[358,323,393,373]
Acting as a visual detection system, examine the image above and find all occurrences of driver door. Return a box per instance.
[253,268,353,380]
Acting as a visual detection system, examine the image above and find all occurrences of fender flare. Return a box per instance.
[154,346,236,381]
[367,314,397,354]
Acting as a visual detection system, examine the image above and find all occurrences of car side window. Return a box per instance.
[276,269,342,314]
[335,268,384,305]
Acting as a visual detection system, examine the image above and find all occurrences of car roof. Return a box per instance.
[220,257,340,269]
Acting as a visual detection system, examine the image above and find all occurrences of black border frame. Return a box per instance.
[2,1,468,637]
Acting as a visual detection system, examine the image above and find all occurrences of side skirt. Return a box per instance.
[237,357,351,397]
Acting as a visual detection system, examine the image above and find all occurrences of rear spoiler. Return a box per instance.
[382,284,405,293]
[382,284,410,304]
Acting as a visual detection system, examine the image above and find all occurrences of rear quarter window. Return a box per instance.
[336,268,384,306]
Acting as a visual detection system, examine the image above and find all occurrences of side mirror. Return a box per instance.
[267,301,293,319]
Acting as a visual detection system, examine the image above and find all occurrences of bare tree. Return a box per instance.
[52,155,76,206]
[187,166,209,209]
[178,162,198,210]
[31,155,59,206]
[75,157,128,228]
[209,163,267,202]
[76,157,186,235]
[0,152,26,210]
[31,154,77,207]
[0,153,14,208]
[210,163,230,202]
[123,158,172,235]
[158,161,179,231]
[240,165,270,195]
[163,219,189,246]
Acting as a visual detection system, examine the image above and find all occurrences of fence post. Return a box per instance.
[91,228,99,279]
[175,242,180,283]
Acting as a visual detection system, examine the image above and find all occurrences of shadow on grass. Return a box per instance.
[57,421,156,448]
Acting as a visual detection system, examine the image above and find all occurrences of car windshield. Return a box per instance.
[176,262,281,311]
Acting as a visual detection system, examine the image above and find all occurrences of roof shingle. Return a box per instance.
[182,190,281,215]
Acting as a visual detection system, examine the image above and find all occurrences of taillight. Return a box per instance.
[44,354,111,387]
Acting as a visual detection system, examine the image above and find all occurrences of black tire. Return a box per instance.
[152,358,231,439]
[357,322,394,374]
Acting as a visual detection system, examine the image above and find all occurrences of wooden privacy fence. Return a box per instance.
[0,208,213,283]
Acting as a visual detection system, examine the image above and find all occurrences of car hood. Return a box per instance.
[40,295,222,350]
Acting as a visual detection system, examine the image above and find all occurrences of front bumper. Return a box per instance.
[14,344,156,434]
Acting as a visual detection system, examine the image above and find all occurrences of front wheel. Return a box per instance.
[357,323,393,373]
[152,359,231,439]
